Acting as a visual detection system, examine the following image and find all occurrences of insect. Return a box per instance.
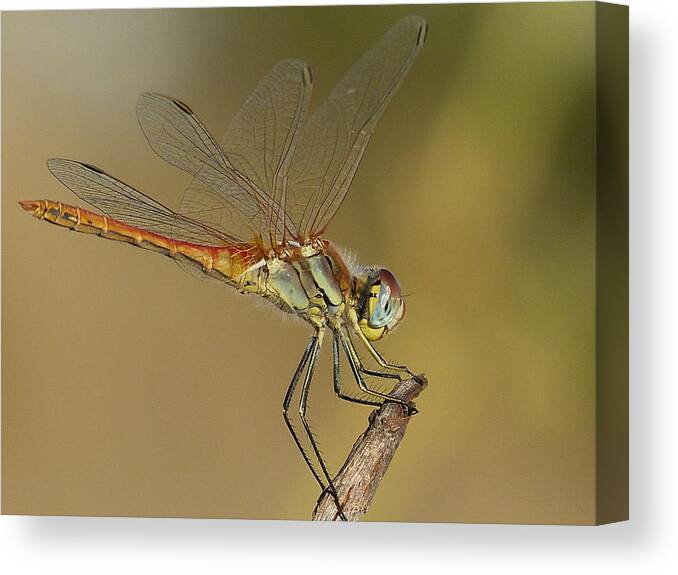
[20,15,426,520]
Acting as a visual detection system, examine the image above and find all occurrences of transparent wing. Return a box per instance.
[47,158,240,247]
[287,15,427,240]
[137,59,312,248]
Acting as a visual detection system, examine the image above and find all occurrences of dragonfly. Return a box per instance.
[20,15,426,521]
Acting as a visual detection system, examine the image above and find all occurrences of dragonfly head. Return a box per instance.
[356,267,405,342]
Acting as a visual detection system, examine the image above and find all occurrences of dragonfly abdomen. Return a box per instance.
[19,199,248,283]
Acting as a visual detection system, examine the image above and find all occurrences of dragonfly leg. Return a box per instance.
[282,336,326,492]
[342,329,403,383]
[331,334,382,408]
[353,325,416,377]
[340,330,418,415]
[297,330,347,521]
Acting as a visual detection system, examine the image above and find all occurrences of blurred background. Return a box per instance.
[2,3,596,523]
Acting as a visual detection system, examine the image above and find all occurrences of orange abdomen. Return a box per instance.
[19,199,254,284]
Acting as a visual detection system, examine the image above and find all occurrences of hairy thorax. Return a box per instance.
[252,240,354,329]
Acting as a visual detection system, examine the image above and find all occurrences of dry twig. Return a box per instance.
[312,374,428,521]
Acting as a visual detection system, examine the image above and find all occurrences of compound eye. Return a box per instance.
[367,268,404,330]
[379,268,401,294]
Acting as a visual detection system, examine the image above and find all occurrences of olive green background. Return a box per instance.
[2,3,620,523]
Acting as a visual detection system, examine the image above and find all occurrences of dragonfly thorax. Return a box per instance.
[260,241,350,328]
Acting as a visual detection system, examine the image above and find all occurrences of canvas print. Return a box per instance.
[2,2,628,523]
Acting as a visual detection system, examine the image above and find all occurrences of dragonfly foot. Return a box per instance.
[394,400,417,416]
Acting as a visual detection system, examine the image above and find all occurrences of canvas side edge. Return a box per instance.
[594,0,629,526]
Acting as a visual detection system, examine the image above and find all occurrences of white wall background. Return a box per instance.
[1,0,675,573]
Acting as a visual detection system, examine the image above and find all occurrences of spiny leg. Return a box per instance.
[282,336,325,491]
[358,329,414,377]
[298,331,347,521]
[347,311,415,377]
[332,334,382,408]
[342,329,403,383]
[340,330,417,414]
